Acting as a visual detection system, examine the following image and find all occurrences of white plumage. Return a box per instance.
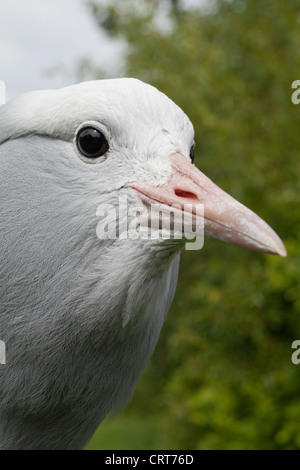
[0,78,285,449]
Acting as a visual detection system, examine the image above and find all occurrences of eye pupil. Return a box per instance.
[77,127,109,159]
[189,145,195,163]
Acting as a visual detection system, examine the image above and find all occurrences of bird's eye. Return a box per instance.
[189,145,195,163]
[77,127,109,159]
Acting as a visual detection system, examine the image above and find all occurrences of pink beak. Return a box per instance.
[129,153,286,257]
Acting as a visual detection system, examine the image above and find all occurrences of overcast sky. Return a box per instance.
[0,0,122,100]
[0,0,207,102]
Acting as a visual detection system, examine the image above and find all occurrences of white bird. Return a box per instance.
[0,78,286,450]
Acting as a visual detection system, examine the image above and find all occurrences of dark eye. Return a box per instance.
[189,145,195,163]
[77,127,109,159]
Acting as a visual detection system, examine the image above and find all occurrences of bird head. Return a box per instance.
[0,78,286,259]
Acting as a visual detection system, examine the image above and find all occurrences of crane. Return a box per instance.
[0,79,286,449]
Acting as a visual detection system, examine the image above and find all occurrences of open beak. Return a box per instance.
[129,153,286,257]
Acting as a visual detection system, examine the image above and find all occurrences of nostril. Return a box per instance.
[174,189,198,199]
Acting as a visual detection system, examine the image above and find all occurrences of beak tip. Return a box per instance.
[268,236,287,258]
[277,244,287,258]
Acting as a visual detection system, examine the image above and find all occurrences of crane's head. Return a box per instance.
[0,78,286,259]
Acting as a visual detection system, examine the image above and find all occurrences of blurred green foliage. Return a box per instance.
[86,0,300,450]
